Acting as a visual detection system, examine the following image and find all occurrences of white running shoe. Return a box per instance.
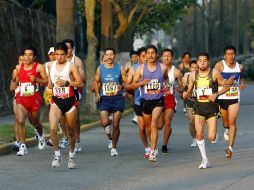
[68,157,76,169]
[149,149,158,162]
[38,134,46,150]
[59,137,69,149]
[17,144,28,156]
[132,115,138,125]
[111,148,118,156]
[224,129,229,141]
[108,140,112,149]
[144,147,151,159]
[190,139,197,147]
[74,141,82,153]
[199,159,209,169]
[52,155,61,168]
[211,133,218,144]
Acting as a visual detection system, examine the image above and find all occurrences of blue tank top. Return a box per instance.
[141,62,164,100]
[133,63,141,105]
[100,63,122,97]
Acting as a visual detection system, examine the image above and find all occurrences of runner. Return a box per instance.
[48,42,83,168]
[160,48,183,154]
[94,48,126,156]
[63,39,86,153]
[125,50,139,124]
[182,60,198,147]
[15,46,48,156]
[125,47,151,158]
[132,45,169,162]
[183,52,230,169]
[214,45,245,158]
[10,53,24,151]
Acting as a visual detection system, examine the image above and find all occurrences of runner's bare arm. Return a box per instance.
[183,71,195,99]
[239,64,245,90]
[214,69,230,95]
[10,69,18,91]
[94,66,101,98]
[125,67,134,90]
[175,68,184,93]
[34,64,48,85]
[75,57,86,83]
[214,61,223,72]
[131,65,149,89]
[47,62,53,89]
[69,63,83,88]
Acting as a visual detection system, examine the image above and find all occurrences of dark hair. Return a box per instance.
[54,42,68,54]
[137,47,146,56]
[145,45,158,54]
[197,52,209,61]
[19,50,24,56]
[224,45,236,54]
[129,50,138,58]
[181,51,191,59]
[62,39,74,48]
[189,60,197,67]
[24,46,37,57]
[162,48,174,57]
[104,47,116,54]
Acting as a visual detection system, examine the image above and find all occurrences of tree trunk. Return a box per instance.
[243,0,249,54]
[85,0,98,112]
[219,0,224,53]
[56,0,75,41]
[100,0,113,51]
[192,4,197,56]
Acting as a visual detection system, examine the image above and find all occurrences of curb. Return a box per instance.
[0,108,133,156]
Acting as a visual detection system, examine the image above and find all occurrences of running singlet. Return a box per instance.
[50,60,74,98]
[100,63,122,97]
[218,60,241,100]
[164,66,175,96]
[133,63,141,105]
[18,63,40,97]
[195,69,217,103]
[141,62,164,100]
[181,64,189,75]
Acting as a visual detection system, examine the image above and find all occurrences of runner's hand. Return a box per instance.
[240,83,246,90]
[208,94,217,102]
[139,79,150,86]
[30,75,37,82]
[96,94,100,102]
[56,79,66,87]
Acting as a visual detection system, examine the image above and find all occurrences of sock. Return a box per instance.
[225,128,229,133]
[55,150,61,157]
[104,125,111,134]
[228,146,233,152]
[197,139,207,160]
[69,151,75,158]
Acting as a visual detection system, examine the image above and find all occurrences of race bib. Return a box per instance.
[20,82,35,96]
[53,86,69,98]
[144,79,161,94]
[102,82,118,96]
[196,87,212,100]
[225,83,239,97]
[164,83,174,96]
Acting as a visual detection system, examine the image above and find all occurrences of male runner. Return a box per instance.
[183,52,230,169]
[132,45,168,162]
[48,42,83,168]
[214,45,245,158]
[15,46,47,156]
[94,48,126,156]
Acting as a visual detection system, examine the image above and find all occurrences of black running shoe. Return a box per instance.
[162,145,168,154]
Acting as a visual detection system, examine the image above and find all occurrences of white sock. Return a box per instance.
[55,150,61,157]
[225,128,229,133]
[197,139,207,160]
[69,151,75,158]
[228,146,233,152]
[104,125,111,134]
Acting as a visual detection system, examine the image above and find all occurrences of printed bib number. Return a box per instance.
[164,84,174,96]
[225,84,239,97]
[53,86,69,98]
[102,82,118,96]
[144,79,161,94]
[20,83,35,96]
[196,87,212,100]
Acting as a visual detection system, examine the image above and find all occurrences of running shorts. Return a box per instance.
[141,98,164,115]
[185,99,196,110]
[51,96,77,115]
[134,104,142,117]
[217,99,239,110]
[163,95,176,110]
[16,92,42,113]
[99,94,125,113]
[193,101,220,120]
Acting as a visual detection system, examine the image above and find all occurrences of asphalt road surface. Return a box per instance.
[0,85,253,190]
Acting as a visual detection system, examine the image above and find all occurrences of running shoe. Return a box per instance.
[162,145,168,154]
[17,144,28,156]
[190,139,197,147]
[68,157,76,169]
[132,115,138,125]
[108,140,113,149]
[225,146,233,159]
[199,159,209,169]
[12,141,21,151]
[111,148,118,156]
[34,129,39,141]
[59,137,69,149]
[46,139,53,147]
[74,140,82,153]
[149,149,158,162]
[144,147,151,159]
[52,155,61,168]
[38,134,46,150]
[211,133,218,144]
[224,129,229,141]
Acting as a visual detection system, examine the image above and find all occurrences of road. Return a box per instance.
[0,85,253,190]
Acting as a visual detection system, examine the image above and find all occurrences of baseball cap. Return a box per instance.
[48,47,55,55]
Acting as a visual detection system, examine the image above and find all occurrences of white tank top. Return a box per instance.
[218,60,241,100]
[167,65,175,95]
